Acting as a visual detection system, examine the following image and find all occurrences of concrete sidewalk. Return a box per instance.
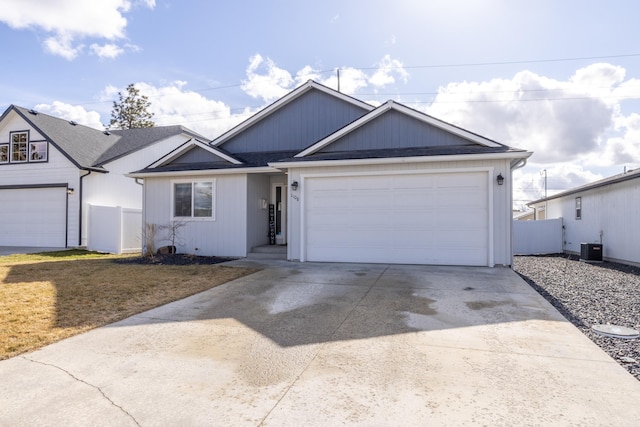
[1,261,639,426]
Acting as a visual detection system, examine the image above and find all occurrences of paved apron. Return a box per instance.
[1,260,639,426]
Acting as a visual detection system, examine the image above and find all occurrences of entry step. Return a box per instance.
[248,245,287,259]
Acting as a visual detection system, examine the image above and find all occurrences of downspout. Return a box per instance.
[79,170,91,246]
[134,177,145,255]
[508,157,529,268]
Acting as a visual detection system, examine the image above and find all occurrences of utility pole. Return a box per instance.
[540,169,547,198]
[337,68,340,92]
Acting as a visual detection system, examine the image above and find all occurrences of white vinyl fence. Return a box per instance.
[87,205,142,254]
[513,218,563,255]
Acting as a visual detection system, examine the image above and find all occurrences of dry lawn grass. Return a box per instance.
[0,250,256,360]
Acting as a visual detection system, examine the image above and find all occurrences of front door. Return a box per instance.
[272,184,287,245]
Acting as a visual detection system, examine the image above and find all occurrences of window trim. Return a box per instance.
[29,141,48,162]
[0,144,8,164]
[10,131,29,163]
[2,131,49,165]
[575,196,582,220]
[171,179,215,220]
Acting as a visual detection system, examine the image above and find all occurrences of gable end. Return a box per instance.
[218,89,371,154]
[317,109,477,154]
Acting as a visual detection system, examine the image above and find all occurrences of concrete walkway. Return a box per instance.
[1,261,639,426]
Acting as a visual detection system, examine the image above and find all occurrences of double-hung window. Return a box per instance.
[173,180,214,219]
[575,197,582,220]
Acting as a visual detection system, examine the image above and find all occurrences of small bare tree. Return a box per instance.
[158,219,187,253]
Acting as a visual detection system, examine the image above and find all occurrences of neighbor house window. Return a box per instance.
[575,197,582,220]
[0,144,8,163]
[10,132,28,162]
[173,180,214,219]
[29,141,47,161]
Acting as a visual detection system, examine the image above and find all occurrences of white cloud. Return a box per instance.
[241,54,295,102]
[240,54,408,101]
[369,54,409,89]
[124,82,250,139]
[44,34,83,60]
[415,62,640,204]
[90,43,125,59]
[513,164,604,205]
[424,64,636,164]
[34,101,104,130]
[0,0,154,60]
[589,113,640,168]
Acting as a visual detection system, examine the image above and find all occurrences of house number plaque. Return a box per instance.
[268,204,276,245]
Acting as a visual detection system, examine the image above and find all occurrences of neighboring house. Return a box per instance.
[130,80,532,266]
[513,209,535,221]
[528,168,640,266]
[0,105,206,249]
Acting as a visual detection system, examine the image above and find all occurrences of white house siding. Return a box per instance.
[286,158,513,266]
[0,113,80,247]
[246,174,270,251]
[82,134,192,246]
[542,179,640,266]
[143,174,248,257]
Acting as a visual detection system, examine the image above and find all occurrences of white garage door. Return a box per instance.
[0,187,67,247]
[304,171,490,266]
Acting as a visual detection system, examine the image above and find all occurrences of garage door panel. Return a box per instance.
[437,211,487,228]
[0,187,66,247]
[305,171,489,266]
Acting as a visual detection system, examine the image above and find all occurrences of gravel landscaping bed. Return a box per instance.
[513,254,640,381]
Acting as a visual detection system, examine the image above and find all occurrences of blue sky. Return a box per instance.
[1,0,639,205]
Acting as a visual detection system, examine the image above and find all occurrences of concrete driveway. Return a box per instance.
[1,260,639,426]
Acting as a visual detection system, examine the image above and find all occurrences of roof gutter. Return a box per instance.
[510,157,527,170]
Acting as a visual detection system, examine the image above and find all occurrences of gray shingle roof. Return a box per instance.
[6,105,207,170]
[11,105,119,170]
[528,168,640,205]
[96,125,208,166]
[271,145,522,163]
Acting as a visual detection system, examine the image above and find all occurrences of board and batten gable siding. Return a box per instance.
[246,174,270,251]
[168,146,234,166]
[319,110,477,153]
[286,158,514,266]
[82,134,193,246]
[0,112,81,246]
[544,178,640,265]
[220,90,369,153]
[143,174,248,257]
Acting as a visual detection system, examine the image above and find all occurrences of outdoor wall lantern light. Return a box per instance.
[291,180,299,191]
[496,174,504,186]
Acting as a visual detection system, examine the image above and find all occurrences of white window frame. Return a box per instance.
[29,141,48,162]
[0,144,8,164]
[171,179,216,221]
[575,196,582,220]
[10,131,28,163]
